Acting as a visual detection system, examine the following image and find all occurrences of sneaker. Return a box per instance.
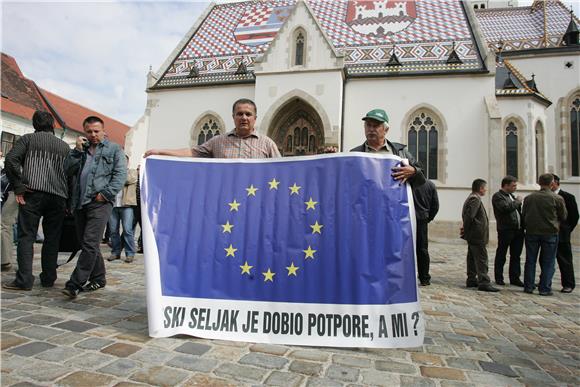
[124,256,134,263]
[561,287,573,293]
[62,287,79,299]
[2,281,32,291]
[107,255,120,262]
[82,281,106,292]
[1,263,12,272]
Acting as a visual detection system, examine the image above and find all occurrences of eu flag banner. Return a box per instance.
[142,153,424,348]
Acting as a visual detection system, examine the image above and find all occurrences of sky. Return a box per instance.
[2,0,580,127]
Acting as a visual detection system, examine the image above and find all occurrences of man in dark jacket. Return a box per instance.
[350,109,425,187]
[62,116,126,299]
[413,179,439,286]
[551,174,578,293]
[461,179,499,292]
[2,111,71,290]
[491,176,524,287]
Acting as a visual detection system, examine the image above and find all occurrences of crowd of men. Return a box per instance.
[0,99,577,300]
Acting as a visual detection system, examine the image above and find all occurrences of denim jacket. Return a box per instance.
[65,139,127,210]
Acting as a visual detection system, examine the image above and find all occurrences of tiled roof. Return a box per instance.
[1,53,130,146]
[154,0,484,88]
[495,59,551,106]
[475,0,578,52]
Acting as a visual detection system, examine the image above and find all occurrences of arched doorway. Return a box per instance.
[268,98,325,156]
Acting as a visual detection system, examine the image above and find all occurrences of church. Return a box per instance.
[127,0,579,244]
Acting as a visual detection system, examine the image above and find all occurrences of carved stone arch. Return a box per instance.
[557,87,580,177]
[400,104,448,183]
[190,111,226,148]
[502,114,526,181]
[261,89,332,151]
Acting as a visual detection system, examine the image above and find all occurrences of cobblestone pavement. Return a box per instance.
[1,241,579,386]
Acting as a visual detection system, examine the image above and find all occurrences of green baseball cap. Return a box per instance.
[362,108,389,123]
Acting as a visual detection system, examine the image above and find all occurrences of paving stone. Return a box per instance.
[17,314,63,325]
[98,358,140,376]
[514,367,557,383]
[13,325,63,340]
[181,374,237,387]
[489,353,539,369]
[214,363,268,383]
[130,347,174,364]
[400,375,436,386]
[56,371,115,386]
[52,320,98,333]
[239,352,288,369]
[439,381,477,387]
[420,366,466,381]
[411,353,444,366]
[442,333,478,343]
[101,342,141,357]
[8,342,55,357]
[65,352,115,368]
[130,365,189,386]
[360,369,400,386]
[465,371,525,386]
[306,377,343,387]
[17,360,73,382]
[326,364,360,382]
[289,349,329,362]
[75,337,115,350]
[206,344,246,361]
[264,370,304,386]
[333,354,372,368]
[0,333,28,350]
[47,332,88,345]
[478,361,518,377]
[445,357,481,371]
[289,360,323,376]
[112,382,146,387]
[174,342,211,356]
[36,346,84,362]
[375,360,417,374]
[166,354,218,372]
[250,343,289,356]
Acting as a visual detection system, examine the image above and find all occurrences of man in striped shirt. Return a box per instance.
[145,99,281,159]
[3,111,71,291]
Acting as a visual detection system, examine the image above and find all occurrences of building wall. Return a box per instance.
[1,112,78,149]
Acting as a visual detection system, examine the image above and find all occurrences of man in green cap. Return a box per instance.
[351,108,425,186]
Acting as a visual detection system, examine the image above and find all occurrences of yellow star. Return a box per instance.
[240,261,253,275]
[286,262,299,276]
[289,183,301,195]
[225,244,237,257]
[262,268,276,282]
[221,221,234,233]
[228,199,240,212]
[268,178,280,190]
[310,221,323,234]
[246,184,258,196]
[303,246,317,259]
[305,197,318,210]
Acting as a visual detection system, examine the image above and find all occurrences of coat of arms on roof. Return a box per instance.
[345,0,417,36]
[234,3,293,47]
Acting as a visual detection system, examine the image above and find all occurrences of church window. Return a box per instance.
[407,112,438,179]
[194,116,221,145]
[308,135,316,153]
[571,97,580,176]
[286,136,293,152]
[295,33,304,66]
[474,4,479,9]
[506,121,518,178]
[294,127,300,146]
[481,4,485,9]
[301,127,309,146]
[1,132,20,155]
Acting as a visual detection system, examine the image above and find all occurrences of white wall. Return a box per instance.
[1,112,78,148]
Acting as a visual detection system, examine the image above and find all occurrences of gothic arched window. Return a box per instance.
[571,97,580,176]
[195,116,221,145]
[506,121,518,178]
[295,32,305,66]
[407,111,439,179]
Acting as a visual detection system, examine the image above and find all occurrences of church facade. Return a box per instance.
[128,0,579,243]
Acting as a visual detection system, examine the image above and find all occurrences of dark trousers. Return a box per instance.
[466,243,490,286]
[493,228,524,283]
[14,191,66,288]
[556,241,575,289]
[133,205,142,250]
[416,219,431,282]
[66,201,113,290]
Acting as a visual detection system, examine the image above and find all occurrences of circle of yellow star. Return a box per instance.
[303,246,317,259]
[240,261,253,275]
[286,262,299,276]
[268,178,280,190]
[221,221,234,233]
[228,199,241,212]
[289,183,301,195]
[262,268,276,282]
[246,185,258,196]
[310,221,323,234]
[305,197,318,210]
[225,244,238,257]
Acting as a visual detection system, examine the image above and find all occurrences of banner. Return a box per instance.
[142,153,424,348]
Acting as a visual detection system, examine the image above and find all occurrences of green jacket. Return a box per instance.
[522,189,567,235]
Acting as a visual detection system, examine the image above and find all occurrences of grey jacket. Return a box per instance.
[462,193,489,245]
[522,189,567,236]
[65,139,127,210]
[492,190,522,231]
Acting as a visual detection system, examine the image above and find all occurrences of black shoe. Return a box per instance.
[137,248,143,254]
[41,282,54,288]
[496,279,505,286]
[1,263,12,272]
[510,279,524,287]
[466,281,478,288]
[82,281,105,292]
[539,291,553,296]
[478,284,500,292]
[62,287,79,299]
[523,288,534,294]
[420,281,430,286]
[2,281,32,291]
[561,287,573,293]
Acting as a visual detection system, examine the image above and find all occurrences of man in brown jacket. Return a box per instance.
[461,179,500,292]
[522,173,567,296]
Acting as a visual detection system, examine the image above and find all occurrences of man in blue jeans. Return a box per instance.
[108,163,137,263]
[62,116,126,299]
[522,173,567,296]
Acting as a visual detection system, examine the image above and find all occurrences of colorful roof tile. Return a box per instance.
[475,0,578,52]
[154,0,484,88]
[495,59,551,106]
